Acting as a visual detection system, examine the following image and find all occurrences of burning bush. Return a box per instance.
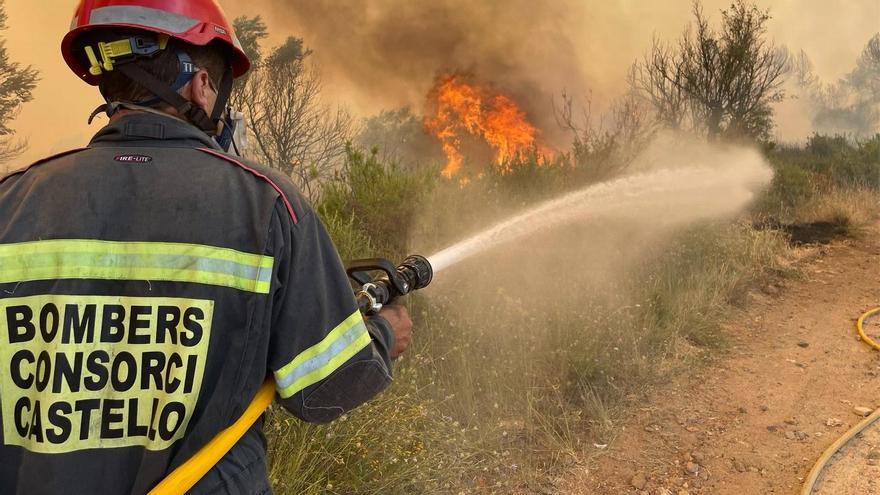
[424,74,554,179]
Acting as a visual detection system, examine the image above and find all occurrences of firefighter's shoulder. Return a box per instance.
[0,148,90,187]
[195,148,310,225]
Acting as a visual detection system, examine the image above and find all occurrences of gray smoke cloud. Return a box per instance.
[248,0,589,146]
[221,0,880,145]
[229,0,589,147]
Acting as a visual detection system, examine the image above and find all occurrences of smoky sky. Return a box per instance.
[231,0,589,145]
[224,0,880,142]
[4,0,879,168]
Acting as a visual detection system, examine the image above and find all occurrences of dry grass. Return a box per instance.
[789,188,880,238]
[264,221,791,493]
[262,137,876,493]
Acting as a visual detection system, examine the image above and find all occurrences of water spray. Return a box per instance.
[153,142,772,493]
[426,158,773,273]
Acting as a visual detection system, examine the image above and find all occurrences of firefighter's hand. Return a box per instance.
[378,304,412,359]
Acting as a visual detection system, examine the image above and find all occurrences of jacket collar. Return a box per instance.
[89,111,221,150]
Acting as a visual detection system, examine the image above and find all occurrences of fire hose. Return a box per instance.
[799,307,880,495]
[149,255,433,495]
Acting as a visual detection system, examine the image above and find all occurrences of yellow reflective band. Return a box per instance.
[274,311,372,399]
[0,239,274,294]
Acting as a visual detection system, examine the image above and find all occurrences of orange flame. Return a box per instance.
[425,75,550,178]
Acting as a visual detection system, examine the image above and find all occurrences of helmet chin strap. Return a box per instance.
[116,61,221,132]
[208,67,238,153]
[210,67,234,124]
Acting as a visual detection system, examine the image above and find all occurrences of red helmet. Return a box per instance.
[62,0,250,85]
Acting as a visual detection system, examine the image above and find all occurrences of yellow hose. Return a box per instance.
[149,379,276,495]
[800,307,880,494]
[800,408,880,495]
[856,307,880,351]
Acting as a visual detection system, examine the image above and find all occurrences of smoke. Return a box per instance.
[4,0,879,169]
[786,34,880,138]
[225,0,880,145]
[226,0,589,148]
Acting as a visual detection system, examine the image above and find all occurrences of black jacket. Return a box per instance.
[0,113,395,494]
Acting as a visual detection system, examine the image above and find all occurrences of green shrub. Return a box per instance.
[484,151,572,202]
[757,158,817,219]
[799,134,880,190]
[806,133,850,157]
[317,145,435,257]
[843,135,880,190]
[318,210,377,261]
[757,133,879,225]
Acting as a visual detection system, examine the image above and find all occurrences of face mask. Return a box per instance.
[215,108,248,155]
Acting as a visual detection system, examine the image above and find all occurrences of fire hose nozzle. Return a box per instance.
[398,255,433,292]
[346,255,434,315]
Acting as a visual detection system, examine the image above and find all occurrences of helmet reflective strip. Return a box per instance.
[88,6,200,34]
[231,33,243,50]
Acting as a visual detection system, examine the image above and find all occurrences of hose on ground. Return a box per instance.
[856,307,880,351]
[799,307,880,495]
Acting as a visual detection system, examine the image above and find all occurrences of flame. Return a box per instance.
[425,74,550,178]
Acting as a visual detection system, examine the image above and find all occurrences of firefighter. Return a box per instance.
[0,1,412,493]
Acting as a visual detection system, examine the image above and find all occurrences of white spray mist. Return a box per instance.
[427,137,773,273]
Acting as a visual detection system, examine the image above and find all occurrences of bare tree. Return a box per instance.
[629,39,689,130]
[231,18,352,200]
[0,0,38,169]
[556,92,655,181]
[630,0,788,141]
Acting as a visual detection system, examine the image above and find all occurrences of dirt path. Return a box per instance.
[564,226,880,494]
